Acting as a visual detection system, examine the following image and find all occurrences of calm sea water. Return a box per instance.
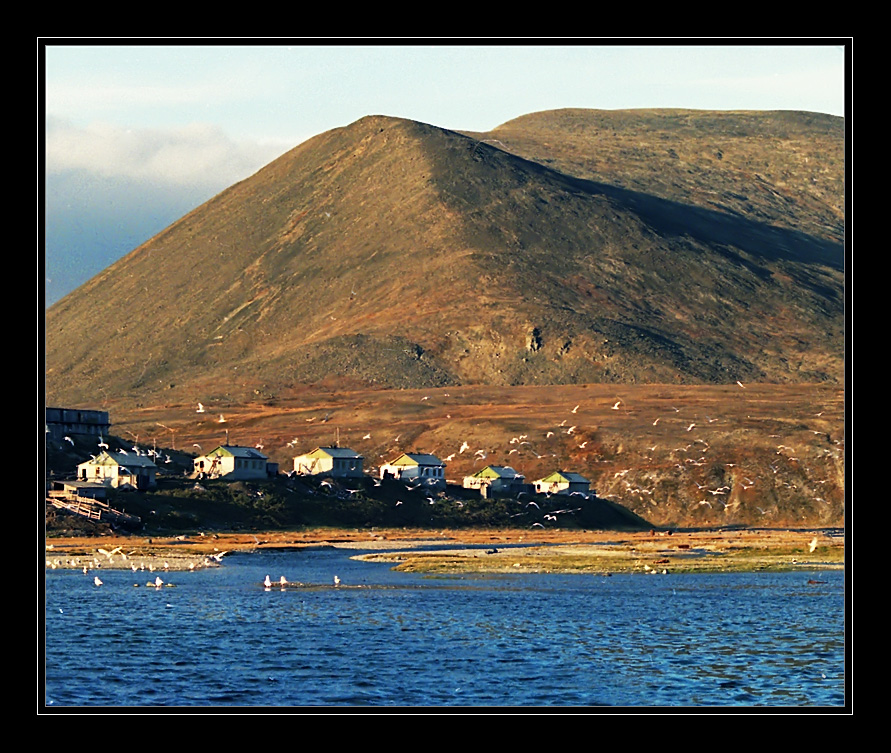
[43,546,846,710]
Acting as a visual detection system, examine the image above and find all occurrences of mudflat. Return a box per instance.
[44,527,844,575]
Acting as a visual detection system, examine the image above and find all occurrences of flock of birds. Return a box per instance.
[57,381,838,528]
[46,543,231,584]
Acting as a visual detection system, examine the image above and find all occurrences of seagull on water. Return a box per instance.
[334,575,341,587]
[264,575,273,588]
[93,576,103,586]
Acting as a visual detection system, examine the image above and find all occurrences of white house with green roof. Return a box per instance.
[293,447,364,478]
[533,471,590,496]
[380,452,446,487]
[77,450,158,490]
[463,465,525,497]
[193,445,270,480]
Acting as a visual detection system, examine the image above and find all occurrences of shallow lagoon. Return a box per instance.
[43,546,846,709]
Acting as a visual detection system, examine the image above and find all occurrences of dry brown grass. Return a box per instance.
[45,526,844,575]
[94,380,844,529]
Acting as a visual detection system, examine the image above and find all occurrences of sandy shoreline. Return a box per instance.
[44,526,844,575]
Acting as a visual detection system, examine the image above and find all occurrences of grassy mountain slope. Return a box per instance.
[45,110,845,409]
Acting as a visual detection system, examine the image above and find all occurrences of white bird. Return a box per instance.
[333,575,341,587]
[546,431,555,438]
[686,423,696,432]
[63,436,74,445]
[459,441,470,454]
[154,576,164,588]
[93,576,103,586]
[196,402,206,413]
[363,433,372,440]
[280,576,288,586]
[264,575,272,588]
[808,537,819,553]
[737,380,746,389]
[98,436,109,449]
[218,414,227,423]
[653,418,660,425]
[611,401,621,410]
[571,404,580,414]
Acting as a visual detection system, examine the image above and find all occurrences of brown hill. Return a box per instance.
[45,109,845,408]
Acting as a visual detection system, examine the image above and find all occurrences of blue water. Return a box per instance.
[43,546,847,709]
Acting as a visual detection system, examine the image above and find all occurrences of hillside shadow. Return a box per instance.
[483,142,845,273]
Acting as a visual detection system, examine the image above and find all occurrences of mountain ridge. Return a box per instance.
[45,109,845,408]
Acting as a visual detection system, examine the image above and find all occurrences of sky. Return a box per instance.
[41,40,850,306]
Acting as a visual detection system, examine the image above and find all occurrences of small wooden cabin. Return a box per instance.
[463,465,526,498]
[533,471,590,496]
[193,445,270,480]
[77,451,158,490]
[379,452,446,488]
[293,447,364,478]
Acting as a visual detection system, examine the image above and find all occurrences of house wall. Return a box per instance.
[294,456,333,476]
[226,457,267,480]
[381,463,445,486]
[77,462,156,490]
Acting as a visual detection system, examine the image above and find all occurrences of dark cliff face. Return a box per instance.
[45,109,845,407]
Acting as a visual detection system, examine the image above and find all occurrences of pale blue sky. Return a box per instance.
[41,40,849,305]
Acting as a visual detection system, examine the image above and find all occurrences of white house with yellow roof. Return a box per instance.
[293,447,364,478]
[379,452,446,488]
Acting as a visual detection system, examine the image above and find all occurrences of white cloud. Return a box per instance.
[44,116,288,189]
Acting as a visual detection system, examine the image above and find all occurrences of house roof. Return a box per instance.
[469,465,524,480]
[385,452,445,467]
[536,471,589,484]
[300,447,363,459]
[206,445,268,460]
[79,451,158,469]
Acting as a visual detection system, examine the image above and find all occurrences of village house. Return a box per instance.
[533,471,591,496]
[463,465,526,498]
[77,450,158,490]
[193,445,272,480]
[293,447,364,478]
[379,452,446,488]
